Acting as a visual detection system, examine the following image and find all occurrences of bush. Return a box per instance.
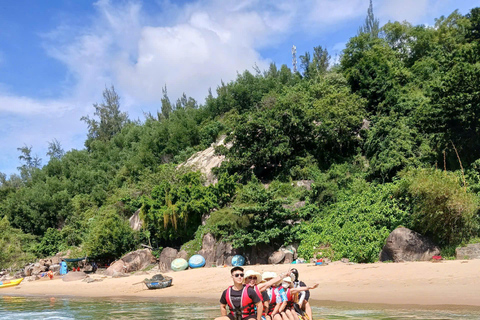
[396,168,480,245]
[83,208,139,259]
[297,183,409,262]
[0,216,36,269]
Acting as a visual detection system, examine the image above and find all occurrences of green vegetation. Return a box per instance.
[1,6,480,268]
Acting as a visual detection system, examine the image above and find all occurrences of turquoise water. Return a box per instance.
[1,296,480,319]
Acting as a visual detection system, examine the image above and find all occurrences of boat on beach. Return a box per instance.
[143,274,172,290]
[0,278,23,289]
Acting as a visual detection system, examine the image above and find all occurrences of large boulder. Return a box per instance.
[379,227,440,262]
[159,247,178,272]
[105,249,155,276]
[105,260,126,276]
[197,233,240,267]
[176,250,188,260]
[268,251,286,264]
[456,243,480,260]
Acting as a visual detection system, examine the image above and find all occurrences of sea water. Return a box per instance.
[1,296,479,319]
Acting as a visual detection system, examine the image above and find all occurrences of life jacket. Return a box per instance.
[267,286,278,315]
[285,288,295,309]
[225,284,256,318]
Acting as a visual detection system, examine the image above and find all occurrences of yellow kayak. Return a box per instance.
[0,278,23,288]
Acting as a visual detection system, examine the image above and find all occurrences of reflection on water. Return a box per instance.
[0,296,479,319]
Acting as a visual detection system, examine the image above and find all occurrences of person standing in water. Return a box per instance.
[216,267,263,320]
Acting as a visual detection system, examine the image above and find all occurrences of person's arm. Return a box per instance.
[278,301,287,313]
[220,304,228,316]
[259,268,294,291]
[271,301,282,318]
[290,283,318,294]
[256,301,263,320]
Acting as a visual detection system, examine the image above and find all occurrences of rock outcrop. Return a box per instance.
[456,243,480,260]
[379,227,440,262]
[158,247,179,272]
[105,249,155,276]
[179,135,232,185]
[129,209,143,231]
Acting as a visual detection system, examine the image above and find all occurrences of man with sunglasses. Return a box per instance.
[215,266,263,320]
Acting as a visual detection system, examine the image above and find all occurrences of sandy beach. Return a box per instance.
[2,260,480,308]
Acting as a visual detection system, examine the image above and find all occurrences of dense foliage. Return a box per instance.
[1,6,480,268]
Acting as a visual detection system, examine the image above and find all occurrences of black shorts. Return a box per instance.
[227,314,257,320]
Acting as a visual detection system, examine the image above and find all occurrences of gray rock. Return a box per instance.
[268,251,285,264]
[379,227,440,262]
[106,249,155,276]
[129,209,143,231]
[456,243,480,260]
[295,180,314,190]
[178,135,232,185]
[158,247,178,272]
[176,250,188,260]
[284,252,294,264]
[49,264,60,272]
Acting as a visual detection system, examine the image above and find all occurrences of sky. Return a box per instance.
[0,0,478,176]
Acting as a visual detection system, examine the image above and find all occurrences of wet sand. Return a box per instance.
[1,260,479,307]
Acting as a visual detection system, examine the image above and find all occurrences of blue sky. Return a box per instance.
[0,0,478,176]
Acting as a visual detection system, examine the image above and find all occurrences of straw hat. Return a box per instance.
[244,269,262,283]
[262,271,277,280]
[282,276,293,288]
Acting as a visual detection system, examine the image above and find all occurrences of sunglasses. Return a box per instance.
[233,273,244,278]
[247,276,257,280]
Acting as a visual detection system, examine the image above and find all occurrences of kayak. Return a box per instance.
[0,278,23,289]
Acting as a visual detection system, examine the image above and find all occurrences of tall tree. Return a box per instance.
[17,145,41,182]
[358,0,380,38]
[81,86,129,146]
[47,139,64,160]
[161,85,173,119]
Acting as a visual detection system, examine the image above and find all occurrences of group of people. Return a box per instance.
[215,266,318,320]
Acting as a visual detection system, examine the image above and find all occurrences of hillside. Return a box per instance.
[1,7,480,270]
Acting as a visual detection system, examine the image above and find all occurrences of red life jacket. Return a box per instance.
[225,284,256,318]
[285,288,295,309]
[267,286,278,315]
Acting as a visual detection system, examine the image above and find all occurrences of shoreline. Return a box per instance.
[2,260,480,308]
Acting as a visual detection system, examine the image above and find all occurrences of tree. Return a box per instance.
[47,139,64,160]
[81,86,129,147]
[358,0,380,38]
[161,85,173,119]
[300,46,330,78]
[17,145,41,182]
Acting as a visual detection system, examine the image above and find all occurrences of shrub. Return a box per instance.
[297,183,409,262]
[396,168,480,245]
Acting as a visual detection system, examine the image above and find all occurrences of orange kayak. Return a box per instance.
[0,278,23,288]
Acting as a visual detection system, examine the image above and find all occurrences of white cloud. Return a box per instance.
[307,0,366,25]
[378,0,430,24]
[5,0,469,175]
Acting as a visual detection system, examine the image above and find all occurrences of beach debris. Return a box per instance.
[379,227,440,262]
[431,255,443,262]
